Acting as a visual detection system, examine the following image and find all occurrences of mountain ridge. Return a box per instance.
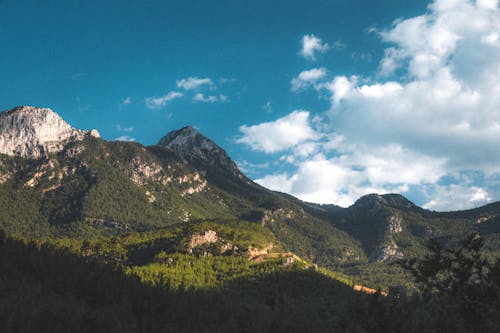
[1,105,500,290]
[2,105,496,214]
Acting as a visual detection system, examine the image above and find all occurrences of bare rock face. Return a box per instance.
[190,230,219,249]
[369,240,404,262]
[0,106,99,158]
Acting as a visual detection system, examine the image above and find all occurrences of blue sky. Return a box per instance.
[1,0,500,210]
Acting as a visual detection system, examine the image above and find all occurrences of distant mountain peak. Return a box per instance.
[381,193,416,208]
[157,126,216,153]
[176,125,199,136]
[351,193,417,211]
[157,126,243,179]
[0,106,99,158]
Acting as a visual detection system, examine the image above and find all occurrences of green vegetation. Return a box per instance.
[337,234,500,332]
[2,135,500,331]
[2,228,499,332]
[0,230,343,332]
[0,137,368,270]
[127,255,305,290]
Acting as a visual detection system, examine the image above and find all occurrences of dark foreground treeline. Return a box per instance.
[1,230,499,333]
[0,230,329,333]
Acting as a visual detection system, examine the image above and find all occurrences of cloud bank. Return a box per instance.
[239,0,500,210]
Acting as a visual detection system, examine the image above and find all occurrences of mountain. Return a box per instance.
[158,126,244,180]
[2,106,500,332]
[0,106,500,290]
[0,106,99,158]
[0,106,364,269]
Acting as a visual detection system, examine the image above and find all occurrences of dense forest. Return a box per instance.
[1,228,500,332]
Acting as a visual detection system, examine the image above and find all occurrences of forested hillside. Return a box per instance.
[1,106,500,331]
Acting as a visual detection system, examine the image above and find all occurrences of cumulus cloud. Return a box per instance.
[291,68,327,91]
[257,142,445,207]
[237,111,320,153]
[300,34,329,60]
[324,0,500,174]
[176,77,213,90]
[145,91,183,109]
[423,184,491,211]
[378,47,406,76]
[242,0,500,210]
[255,174,294,194]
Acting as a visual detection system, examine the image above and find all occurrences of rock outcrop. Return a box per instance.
[157,126,242,179]
[189,230,219,248]
[0,106,99,158]
[369,239,404,262]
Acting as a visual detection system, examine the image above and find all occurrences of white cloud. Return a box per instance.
[423,184,492,211]
[255,174,293,193]
[291,68,327,91]
[292,142,319,158]
[172,76,230,103]
[256,153,414,207]
[477,0,499,10]
[145,91,183,109]
[115,135,136,142]
[324,76,357,106]
[116,125,134,132]
[242,1,500,209]
[300,34,329,60]
[194,93,217,103]
[193,93,228,103]
[378,47,406,76]
[237,110,320,153]
[314,0,500,176]
[176,77,213,90]
[256,141,445,207]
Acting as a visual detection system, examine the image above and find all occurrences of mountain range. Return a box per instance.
[1,105,500,289]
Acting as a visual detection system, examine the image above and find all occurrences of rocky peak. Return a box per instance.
[0,106,99,158]
[382,194,418,210]
[351,193,417,211]
[157,126,242,178]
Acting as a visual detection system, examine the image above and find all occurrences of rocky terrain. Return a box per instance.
[0,106,99,158]
[158,126,244,180]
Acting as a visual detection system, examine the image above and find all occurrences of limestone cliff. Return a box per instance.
[0,106,99,158]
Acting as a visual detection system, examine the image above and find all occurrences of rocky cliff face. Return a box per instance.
[0,106,99,158]
[338,194,409,262]
[157,126,243,179]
